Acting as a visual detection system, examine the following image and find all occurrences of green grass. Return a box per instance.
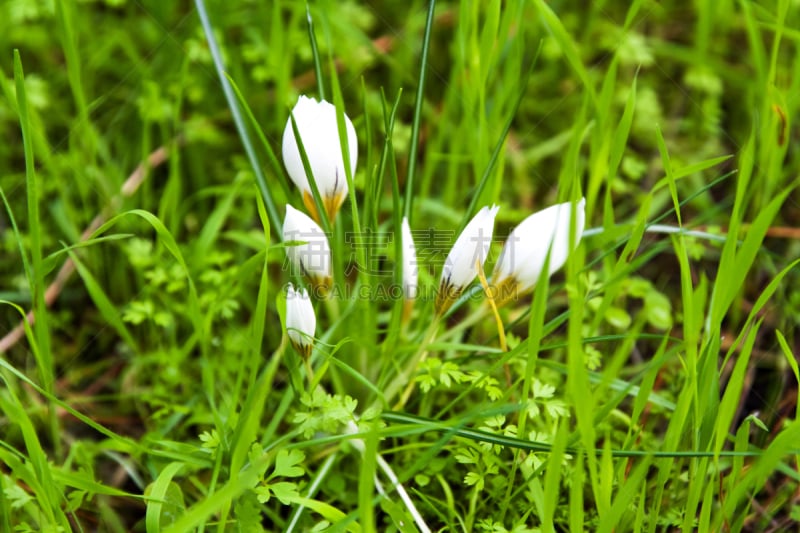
[2,1,799,531]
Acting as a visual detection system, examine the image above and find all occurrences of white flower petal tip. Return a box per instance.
[281,95,357,223]
[401,217,418,300]
[491,198,586,305]
[282,205,333,289]
[401,217,418,321]
[435,205,500,315]
[285,283,316,357]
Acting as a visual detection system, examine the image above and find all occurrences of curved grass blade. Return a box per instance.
[145,462,185,533]
[194,0,281,234]
[225,73,292,199]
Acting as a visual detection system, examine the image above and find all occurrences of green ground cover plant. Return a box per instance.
[1,0,799,531]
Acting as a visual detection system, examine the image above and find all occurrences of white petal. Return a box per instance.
[494,198,585,291]
[286,283,316,349]
[282,205,332,281]
[281,95,357,201]
[401,217,418,299]
[440,205,499,289]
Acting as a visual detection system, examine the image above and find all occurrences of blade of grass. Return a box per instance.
[221,195,275,531]
[145,462,184,533]
[718,419,800,529]
[714,258,800,453]
[380,412,792,458]
[328,49,363,281]
[403,0,436,219]
[14,49,59,455]
[285,453,339,532]
[775,330,799,420]
[67,250,139,351]
[194,0,281,234]
[358,422,379,533]
[460,41,542,231]
[288,113,333,236]
[598,452,652,533]
[530,0,597,107]
[225,73,292,199]
[382,90,407,352]
[54,0,96,157]
[541,422,569,532]
[305,3,326,100]
[0,377,70,529]
[710,184,794,329]
[655,125,682,227]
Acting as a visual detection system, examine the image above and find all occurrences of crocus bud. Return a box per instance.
[283,205,332,289]
[435,205,500,315]
[281,95,357,223]
[491,198,586,306]
[285,283,316,357]
[401,216,418,320]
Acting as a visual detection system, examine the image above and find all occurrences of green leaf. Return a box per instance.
[271,449,306,479]
[464,471,484,490]
[234,490,265,533]
[4,480,33,509]
[66,490,87,513]
[644,291,673,330]
[254,486,271,504]
[198,430,219,451]
[268,481,301,506]
[604,307,632,330]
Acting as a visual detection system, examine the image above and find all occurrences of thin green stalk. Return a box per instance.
[403,0,436,219]
[381,412,800,458]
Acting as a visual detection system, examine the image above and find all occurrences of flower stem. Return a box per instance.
[303,356,315,388]
[476,259,507,352]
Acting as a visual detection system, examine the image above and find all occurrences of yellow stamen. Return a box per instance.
[302,190,346,225]
[324,191,346,222]
[302,191,322,225]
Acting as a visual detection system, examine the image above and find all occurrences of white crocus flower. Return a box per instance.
[285,283,316,356]
[491,198,586,305]
[401,217,418,321]
[435,205,500,315]
[281,95,357,223]
[283,204,332,289]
